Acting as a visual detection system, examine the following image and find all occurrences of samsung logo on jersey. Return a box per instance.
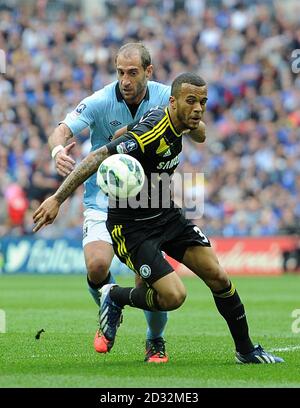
[157,155,180,170]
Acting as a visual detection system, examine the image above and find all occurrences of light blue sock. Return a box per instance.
[144,310,168,340]
[87,272,116,307]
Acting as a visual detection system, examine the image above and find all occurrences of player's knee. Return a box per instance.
[160,287,186,310]
[204,264,230,290]
[213,266,229,287]
[86,257,110,282]
[203,262,224,281]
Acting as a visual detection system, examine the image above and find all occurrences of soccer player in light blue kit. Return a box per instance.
[48,43,205,361]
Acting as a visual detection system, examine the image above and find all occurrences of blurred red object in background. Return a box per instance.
[5,184,29,226]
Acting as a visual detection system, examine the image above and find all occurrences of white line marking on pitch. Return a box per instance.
[269,346,300,352]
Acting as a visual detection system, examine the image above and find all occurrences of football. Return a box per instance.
[96,154,145,199]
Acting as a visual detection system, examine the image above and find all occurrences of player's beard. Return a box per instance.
[127,77,148,104]
[176,109,198,131]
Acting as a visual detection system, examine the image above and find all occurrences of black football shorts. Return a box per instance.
[106,207,211,285]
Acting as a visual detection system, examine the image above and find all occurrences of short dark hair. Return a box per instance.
[115,43,152,70]
[171,73,206,98]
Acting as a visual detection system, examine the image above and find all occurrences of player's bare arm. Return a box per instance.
[187,120,206,143]
[112,125,128,140]
[49,123,77,177]
[33,146,110,232]
[49,123,73,150]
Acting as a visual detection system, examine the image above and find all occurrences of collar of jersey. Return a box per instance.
[115,83,150,102]
[165,108,182,137]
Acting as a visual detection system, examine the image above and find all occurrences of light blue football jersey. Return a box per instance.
[62,80,170,211]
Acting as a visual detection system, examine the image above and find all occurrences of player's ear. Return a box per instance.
[169,95,176,110]
[145,65,153,79]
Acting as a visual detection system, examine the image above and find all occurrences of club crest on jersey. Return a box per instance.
[116,140,138,154]
[139,264,151,278]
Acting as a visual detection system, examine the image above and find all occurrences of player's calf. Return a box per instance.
[109,282,186,312]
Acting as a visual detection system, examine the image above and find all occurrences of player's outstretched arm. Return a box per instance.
[187,120,206,143]
[32,195,61,232]
[33,146,110,232]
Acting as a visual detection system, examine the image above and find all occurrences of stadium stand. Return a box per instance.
[0,0,299,242]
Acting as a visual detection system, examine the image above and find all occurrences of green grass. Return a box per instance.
[0,274,299,388]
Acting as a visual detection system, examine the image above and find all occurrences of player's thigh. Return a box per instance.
[110,230,173,285]
[134,252,167,288]
[132,242,186,306]
[83,215,114,273]
[132,240,174,285]
[83,212,112,247]
[182,245,228,285]
[163,215,211,263]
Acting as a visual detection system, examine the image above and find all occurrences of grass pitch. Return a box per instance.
[0,274,299,388]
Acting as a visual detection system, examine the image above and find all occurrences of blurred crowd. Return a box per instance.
[0,0,300,239]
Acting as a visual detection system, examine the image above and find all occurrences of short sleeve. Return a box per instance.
[60,96,96,136]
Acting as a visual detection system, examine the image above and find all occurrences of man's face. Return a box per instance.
[173,83,208,130]
[116,51,153,104]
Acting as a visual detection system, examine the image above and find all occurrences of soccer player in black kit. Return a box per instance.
[33,73,283,364]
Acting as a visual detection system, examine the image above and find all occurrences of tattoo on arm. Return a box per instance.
[55,146,109,204]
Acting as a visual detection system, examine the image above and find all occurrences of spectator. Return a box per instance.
[0,0,299,239]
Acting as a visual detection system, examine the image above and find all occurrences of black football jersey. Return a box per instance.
[106,106,183,220]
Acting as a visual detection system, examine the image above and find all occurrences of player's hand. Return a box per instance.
[55,142,76,177]
[32,196,60,232]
